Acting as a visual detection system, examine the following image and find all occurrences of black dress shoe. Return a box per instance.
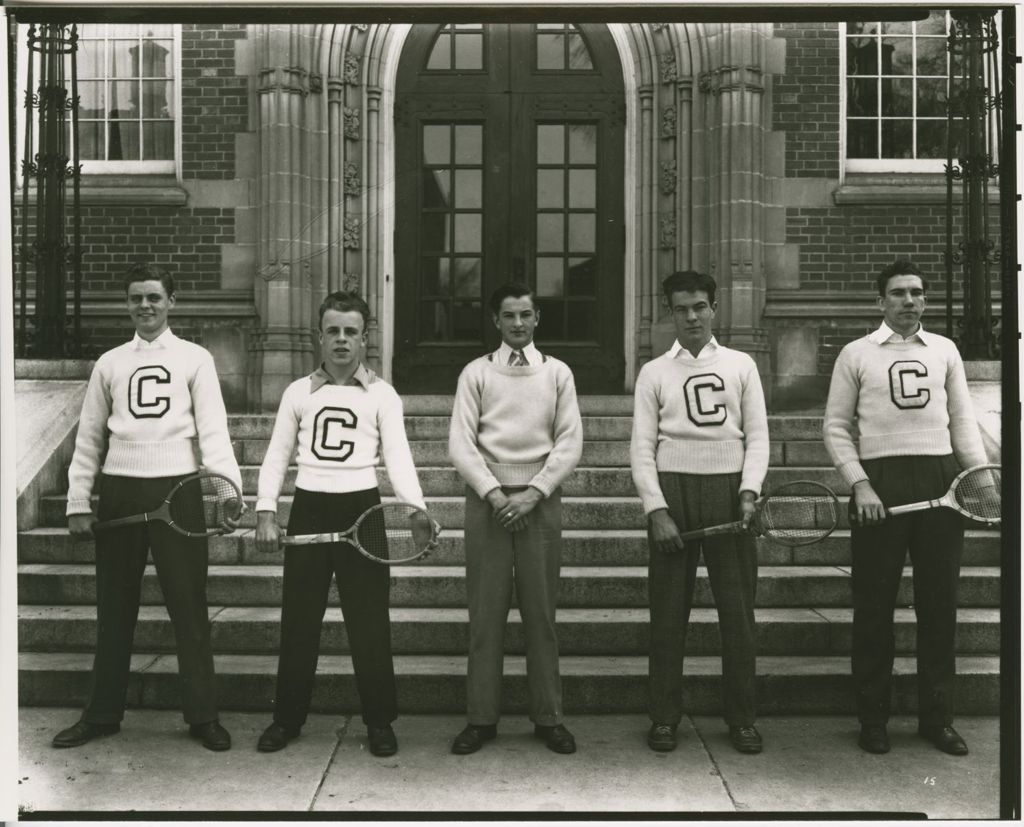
[534,724,576,754]
[919,724,968,756]
[729,725,763,754]
[647,723,678,752]
[858,724,891,754]
[189,721,232,751]
[52,720,120,748]
[257,722,301,752]
[451,724,497,755]
[367,724,398,756]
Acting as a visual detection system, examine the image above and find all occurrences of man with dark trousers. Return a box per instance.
[824,259,988,756]
[53,262,243,751]
[254,291,433,757]
[630,271,770,755]
[448,282,583,755]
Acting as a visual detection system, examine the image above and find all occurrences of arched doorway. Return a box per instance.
[393,23,626,392]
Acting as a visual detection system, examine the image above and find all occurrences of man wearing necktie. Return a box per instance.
[448,282,584,755]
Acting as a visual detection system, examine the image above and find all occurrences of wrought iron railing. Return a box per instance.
[945,9,1002,359]
[15,22,83,358]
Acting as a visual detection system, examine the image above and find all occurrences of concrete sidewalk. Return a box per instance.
[18,709,1001,817]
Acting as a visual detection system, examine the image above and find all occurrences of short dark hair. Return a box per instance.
[318,291,371,331]
[877,259,928,296]
[662,270,717,306]
[489,282,535,316]
[123,262,175,298]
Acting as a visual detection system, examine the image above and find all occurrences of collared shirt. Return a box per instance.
[868,320,935,346]
[668,335,719,361]
[131,328,175,350]
[497,340,541,366]
[309,362,374,393]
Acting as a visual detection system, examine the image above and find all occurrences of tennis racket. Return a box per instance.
[280,502,441,564]
[886,463,1000,526]
[675,480,840,547]
[92,472,244,538]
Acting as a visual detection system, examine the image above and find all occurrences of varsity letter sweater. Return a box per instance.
[448,352,583,499]
[823,327,987,488]
[66,329,242,515]
[256,369,426,512]
[630,344,770,515]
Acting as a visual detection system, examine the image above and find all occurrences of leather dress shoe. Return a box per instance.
[258,722,301,752]
[534,723,576,754]
[52,720,120,748]
[647,723,678,752]
[919,724,968,756]
[451,724,497,755]
[189,720,232,751]
[729,725,763,754]
[858,724,891,754]
[367,724,398,756]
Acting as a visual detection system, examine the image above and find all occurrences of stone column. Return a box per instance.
[248,24,320,411]
[700,23,772,378]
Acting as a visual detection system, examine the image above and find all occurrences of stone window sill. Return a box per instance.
[18,175,188,207]
[833,173,999,205]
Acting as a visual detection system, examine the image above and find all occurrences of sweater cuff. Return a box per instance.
[838,461,869,488]
[66,498,94,516]
[255,497,278,513]
[641,493,669,516]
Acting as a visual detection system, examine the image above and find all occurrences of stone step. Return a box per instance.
[39,493,871,531]
[16,564,1001,609]
[227,413,834,446]
[232,465,849,497]
[17,652,1000,715]
[18,605,1001,656]
[18,527,1003,568]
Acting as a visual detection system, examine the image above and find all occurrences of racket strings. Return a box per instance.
[759,483,839,543]
[953,468,1001,521]
[356,503,435,563]
[168,475,241,533]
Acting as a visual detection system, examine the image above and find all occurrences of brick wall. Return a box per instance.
[181,24,248,180]
[772,22,840,179]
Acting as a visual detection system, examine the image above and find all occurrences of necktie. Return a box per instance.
[508,349,528,367]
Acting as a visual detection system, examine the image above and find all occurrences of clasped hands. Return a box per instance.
[486,486,543,533]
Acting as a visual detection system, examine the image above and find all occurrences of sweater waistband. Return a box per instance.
[294,466,379,495]
[103,439,199,478]
[858,429,953,460]
[486,460,547,487]
[655,439,745,475]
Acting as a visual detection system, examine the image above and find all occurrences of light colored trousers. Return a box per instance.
[463,486,564,726]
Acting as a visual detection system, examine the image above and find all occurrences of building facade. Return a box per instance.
[13,16,1000,410]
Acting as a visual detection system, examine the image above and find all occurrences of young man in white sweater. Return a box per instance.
[630,270,769,755]
[824,259,988,756]
[253,292,432,757]
[53,263,243,752]
[448,283,583,755]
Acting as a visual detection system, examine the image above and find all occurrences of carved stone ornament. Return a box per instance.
[698,72,715,94]
[661,106,677,139]
[660,54,678,84]
[343,107,361,140]
[352,23,369,32]
[660,160,677,195]
[343,216,361,249]
[342,272,361,292]
[344,162,361,195]
[651,23,669,32]
[343,55,360,86]
[659,215,677,249]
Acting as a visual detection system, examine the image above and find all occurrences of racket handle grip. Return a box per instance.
[886,499,942,517]
[676,521,745,541]
[93,514,148,531]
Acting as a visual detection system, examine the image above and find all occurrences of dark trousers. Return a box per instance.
[272,487,396,729]
[851,454,964,727]
[648,472,758,728]
[463,486,564,727]
[84,474,217,726]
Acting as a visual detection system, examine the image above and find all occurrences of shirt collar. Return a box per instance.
[131,328,176,350]
[668,336,719,361]
[870,321,932,345]
[497,340,541,366]
[310,362,375,392]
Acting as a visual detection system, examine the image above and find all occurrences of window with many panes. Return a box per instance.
[17,23,180,175]
[842,12,951,172]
